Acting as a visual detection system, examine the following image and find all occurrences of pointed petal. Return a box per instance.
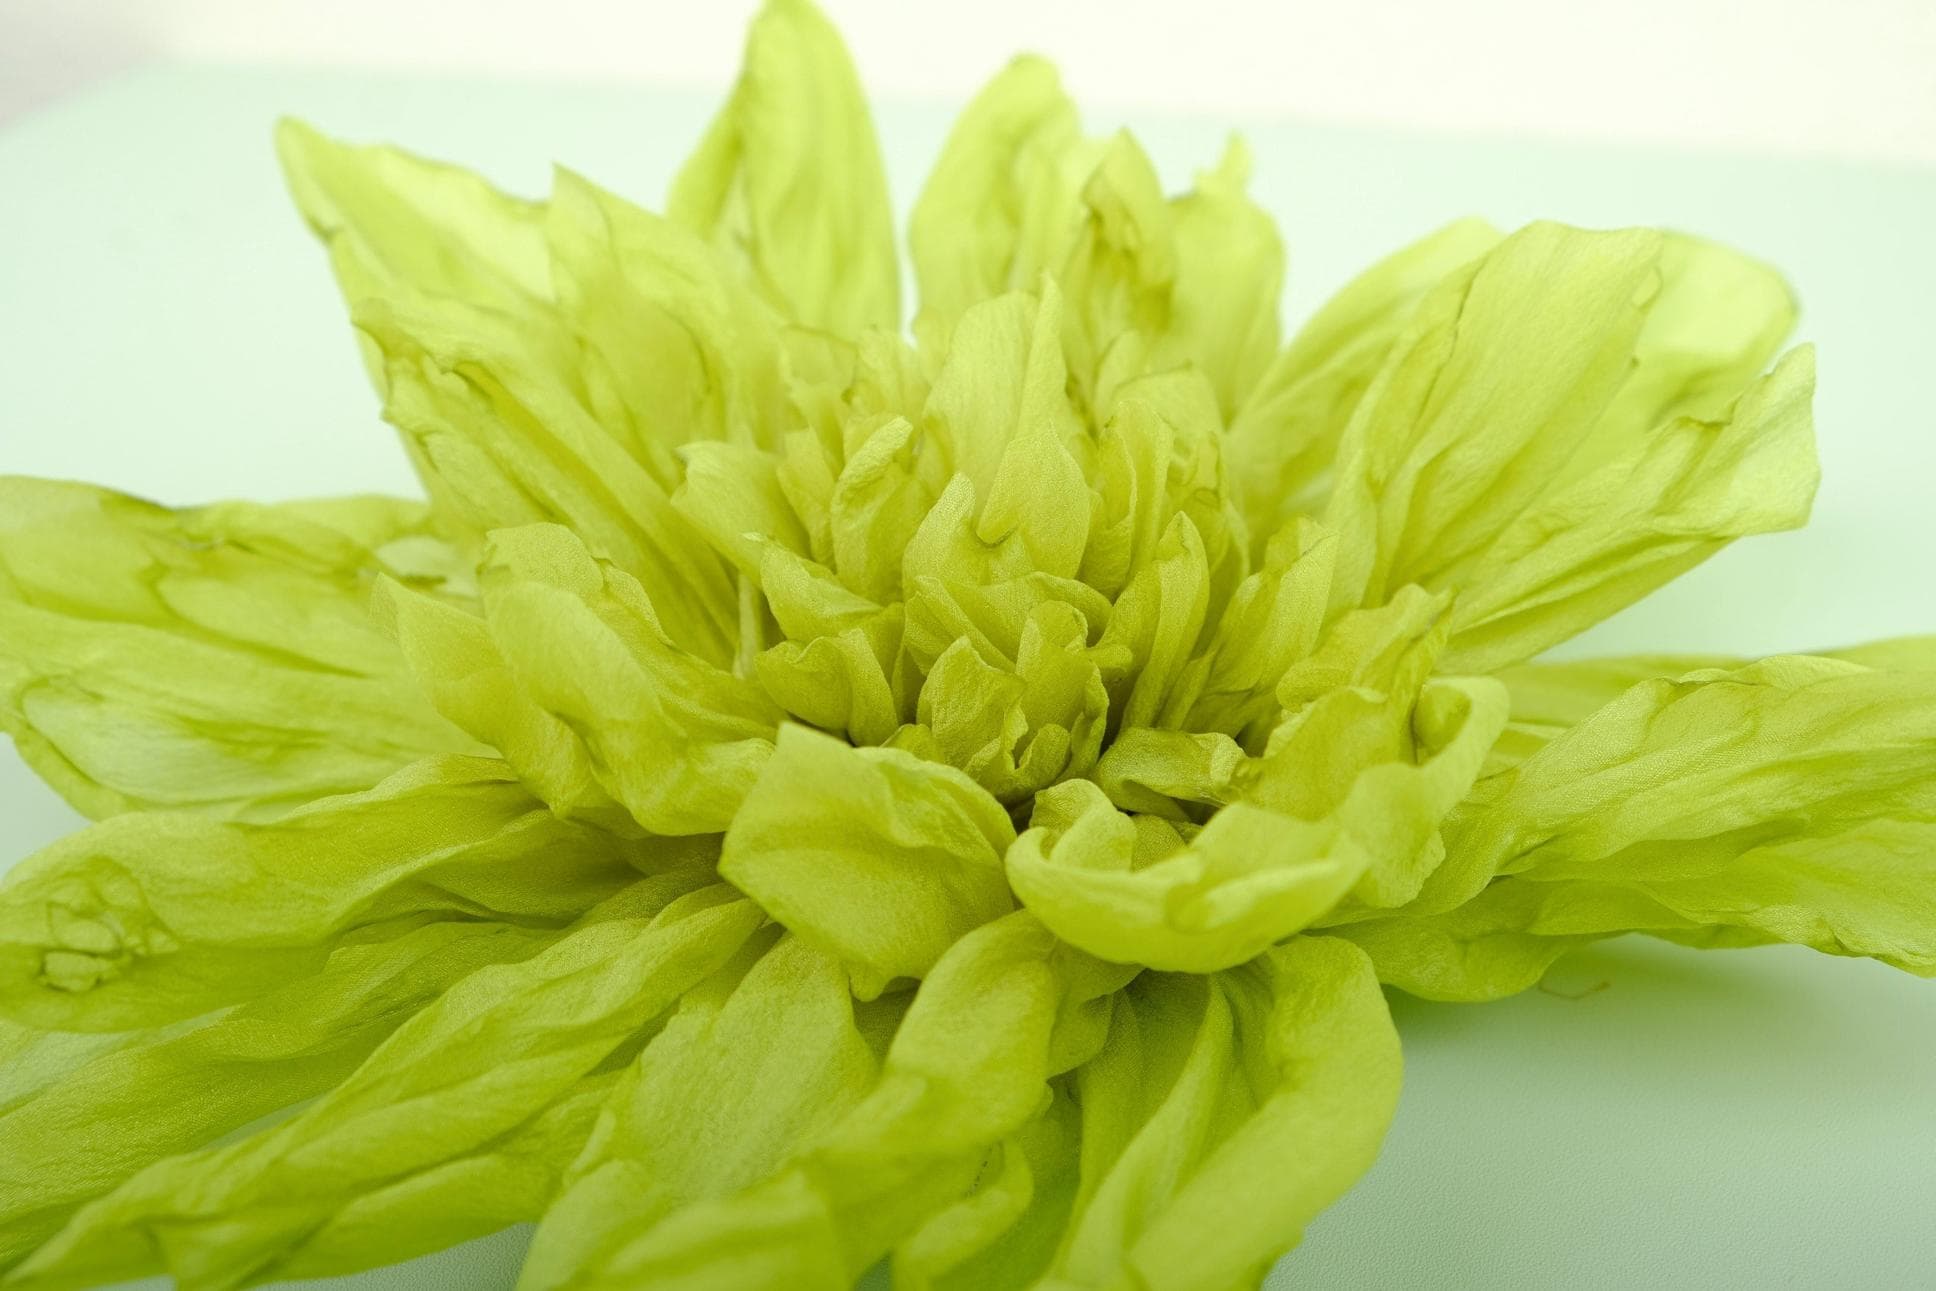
[519,934,880,1290]
[527,913,1130,1290]
[0,755,650,1031]
[669,0,899,334]
[0,481,477,820]
[1028,937,1401,1290]
[0,918,556,1271]
[1320,224,1814,668]
[1350,648,1936,996]
[6,879,761,1290]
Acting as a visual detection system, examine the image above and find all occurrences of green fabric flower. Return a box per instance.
[1,1,1931,1287]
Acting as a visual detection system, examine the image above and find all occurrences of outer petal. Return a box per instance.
[541,914,1131,1290]
[258,1070,619,1285]
[1487,648,1738,769]
[1031,937,1401,1291]
[1152,140,1284,419]
[276,118,548,310]
[1321,223,1813,668]
[1225,217,1502,538]
[891,1087,1082,1291]
[388,525,780,834]
[0,918,557,1270]
[0,754,652,1031]
[352,284,739,662]
[547,169,791,468]
[669,0,899,334]
[0,482,478,820]
[909,57,1083,351]
[518,933,880,1290]
[719,724,1016,997]
[1350,649,1936,996]
[1440,345,1815,673]
[5,878,762,1290]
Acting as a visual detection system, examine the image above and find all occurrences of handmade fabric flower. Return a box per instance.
[2,1,1932,1287]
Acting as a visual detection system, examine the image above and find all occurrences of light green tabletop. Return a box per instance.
[2,65,1933,1289]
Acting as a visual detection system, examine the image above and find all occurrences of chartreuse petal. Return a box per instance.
[1225,218,1501,537]
[909,52,1283,411]
[1346,649,1936,999]
[376,577,638,835]
[349,278,741,662]
[1007,669,1505,972]
[1322,223,1813,669]
[1486,649,1738,769]
[1185,518,1336,746]
[518,932,880,1290]
[910,601,1112,804]
[719,724,1015,997]
[283,128,746,659]
[388,524,780,833]
[0,755,649,1032]
[1005,782,1369,974]
[266,1069,621,1286]
[1150,140,1284,420]
[275,117,547,310]
[909,286,1090,587]
[5,878,762,1291]
[512,913,1130,1291]
[1031,937,1400,1291]
[0,481,478,821]
[908,56,1083,352]
[1008,586,1504,972]
[278,119,584,537]
[668,0,899,335]
[1440,344,1815,674]
[1322,222,1663,611]
[547,168,791,468]
[891,1086,1082,1291]
[0,918,558,1272]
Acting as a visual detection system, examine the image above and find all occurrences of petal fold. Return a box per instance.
[0,482,476,820]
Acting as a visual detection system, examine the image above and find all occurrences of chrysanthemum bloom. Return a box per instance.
[1,2,1932,1288]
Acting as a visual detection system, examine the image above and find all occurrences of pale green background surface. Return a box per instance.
[1,66,1933,1288]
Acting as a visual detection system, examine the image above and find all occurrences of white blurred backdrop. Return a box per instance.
[4,0,1934,162]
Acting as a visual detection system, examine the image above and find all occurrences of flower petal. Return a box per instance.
[0,755,653,1031]
[0,918,556,1272]
[0,482,477,820]
[5,878,761,1290]
[668,0,899,335]
[519,933,880,1291]
[388,524,780,834]
[522,913,1129,1290]
[718,724,1015,997]
[1150,140,1285,420]
[1349,648,1936,997]
[1320,223,1814,668]
[275,118,548,310]
[1008,575,1505,972]
[1226,217,1502,537]
[909,56,1083,352]
[1029,937,1401,1290]
[1441,345,1815,673]
[911,286,1090,587]
[351,280,740,662]
[547,168,791,467]
[1005,782,1368,975]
